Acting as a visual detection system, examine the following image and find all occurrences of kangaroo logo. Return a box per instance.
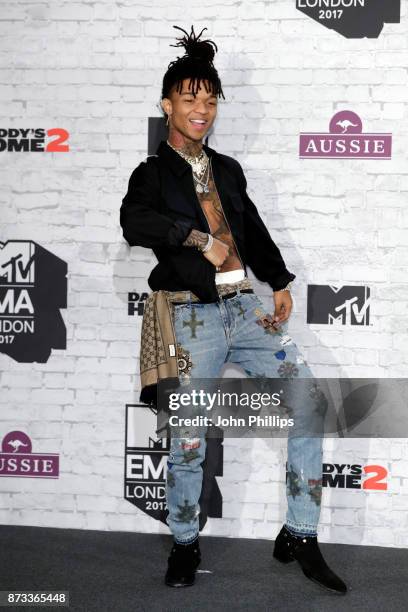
[330,110,362,134]
[2,430,32,454]
[7,439,29,453]
[336,119,359,133]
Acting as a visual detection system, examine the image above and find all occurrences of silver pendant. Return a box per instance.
[203,185,210,193]
[196,184,203,193]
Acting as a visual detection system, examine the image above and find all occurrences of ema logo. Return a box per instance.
[125,404,170,523]
[307,284,370,326]
[299,110,392,159]
[0,128,69,152]
[296,0,400,39]
[125,404,223,527]
[0,431,59,478]
[128,291,148,317]
[0,240,67,362]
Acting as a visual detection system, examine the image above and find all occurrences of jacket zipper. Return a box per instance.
[190,164,219,299]
[207,156,246,274]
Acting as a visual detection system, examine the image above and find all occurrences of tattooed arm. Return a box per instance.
[182,229,210,250]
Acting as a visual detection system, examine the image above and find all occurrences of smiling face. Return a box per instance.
[161,78,218,144]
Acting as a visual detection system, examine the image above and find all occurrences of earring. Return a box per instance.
[166,115,169,126]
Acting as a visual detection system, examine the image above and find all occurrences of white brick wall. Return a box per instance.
[1,1,407,548]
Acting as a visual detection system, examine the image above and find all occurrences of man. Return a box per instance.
[120,25,347,594]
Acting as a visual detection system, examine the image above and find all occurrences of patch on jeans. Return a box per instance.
[182,449,200,463]
[176,500,197,523]
[278,361,299,378]
[182,308,204,339]
[166,471,176,488]
[231,298,247,319]
[287,464,302,499]
[309,383,328,417]
[255,312,280,334]
[176,343,193,378]
[309,383,325,401]
[308,478,322,506]
[243,368,271,390]
[274,350,286,360]
[280,334,293,346]
[181,438,201,451]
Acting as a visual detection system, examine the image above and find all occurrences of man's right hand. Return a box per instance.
[182,230,229,267]
[202,236,229,267]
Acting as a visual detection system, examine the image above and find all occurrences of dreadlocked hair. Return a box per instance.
[161,25,225,104]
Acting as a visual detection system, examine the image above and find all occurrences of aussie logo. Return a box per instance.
[0,240,67,362]
[0,128,69,152]
[299,110,392,159]
[0,431,59,478]
[296,0,400,39]
[307,284,370,326]
[125,404,223,526]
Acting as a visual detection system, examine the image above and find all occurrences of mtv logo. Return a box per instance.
[0,241,35,284]
[126,404,167,449]
[307,284,370,326]
[0,240,67,363]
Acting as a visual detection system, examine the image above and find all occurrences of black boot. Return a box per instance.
[165,538,201,587]
[273,525,347,594]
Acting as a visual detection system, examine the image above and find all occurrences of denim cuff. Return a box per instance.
[285,522,318,537]
[174,534,199,545]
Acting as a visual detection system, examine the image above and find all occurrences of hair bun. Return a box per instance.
[186,40,215,63]
[170,25,218,65]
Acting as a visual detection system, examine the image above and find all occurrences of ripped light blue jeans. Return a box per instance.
[165,288,323,544]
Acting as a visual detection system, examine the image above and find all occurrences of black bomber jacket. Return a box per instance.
[120,140,296,303]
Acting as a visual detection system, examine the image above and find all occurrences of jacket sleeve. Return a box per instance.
[120,158,194,251]
[235,160,296,291]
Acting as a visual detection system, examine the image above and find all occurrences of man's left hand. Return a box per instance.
[273,290,293,325]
